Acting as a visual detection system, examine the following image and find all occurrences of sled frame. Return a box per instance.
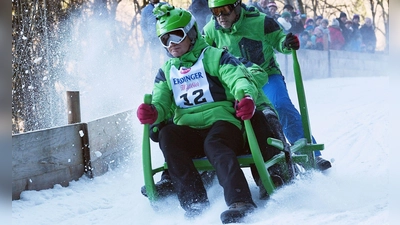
[141,50,324,201]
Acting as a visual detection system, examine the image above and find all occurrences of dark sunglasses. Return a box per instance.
[159,28,187,48]
[210,4,236,17]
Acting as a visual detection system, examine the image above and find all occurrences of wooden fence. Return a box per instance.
[12,110,135,200]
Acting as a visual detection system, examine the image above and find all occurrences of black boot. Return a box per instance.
[316,156,332,171]
[184,201,210,219]
[141,170,216,198]
[258,174,284,200]
[257,164,285,200]
[220,202,256,224]
[141,170,175,198]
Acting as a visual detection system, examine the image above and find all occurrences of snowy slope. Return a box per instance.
[12,76,390,225]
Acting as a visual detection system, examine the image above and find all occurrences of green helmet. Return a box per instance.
[208,0,241,8]
[153,4,196,37]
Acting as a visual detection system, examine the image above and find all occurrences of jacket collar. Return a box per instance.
[169,37,209,67]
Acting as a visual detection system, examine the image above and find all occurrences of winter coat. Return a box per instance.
[151,35,259,130]
[359,24,377,53]
[203,4,291,77]
[188,0,212,32]
[352,22,360,34]
[299,32,313,50]
[237,58,276,112]
[328,26,345,50]
[310,27,324,50]
[336,17,351,44]
[289,19,304,35]
[317,25,330,42]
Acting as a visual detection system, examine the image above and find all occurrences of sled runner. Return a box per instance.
[141,50,324,202]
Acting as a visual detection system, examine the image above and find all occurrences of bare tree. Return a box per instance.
[369,0,389,53]
[12,0,77,133]
[12,0,129,134]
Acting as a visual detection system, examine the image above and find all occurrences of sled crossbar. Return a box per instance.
[161,138,312,172]
[148,139,322,176]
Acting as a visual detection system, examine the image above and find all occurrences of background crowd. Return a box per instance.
[141,0,377,54]
[249,0,377,53]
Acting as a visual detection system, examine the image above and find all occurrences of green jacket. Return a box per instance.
[238,58,276,113]
[151,36,259,130]
[203,4,291,76]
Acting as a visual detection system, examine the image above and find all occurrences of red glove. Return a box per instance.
[137,104,158,124]
[283,32,300,50]
[235,96,255,120]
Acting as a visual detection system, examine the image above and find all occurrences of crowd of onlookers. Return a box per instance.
[140,0,378,54]
[250,0,377,53]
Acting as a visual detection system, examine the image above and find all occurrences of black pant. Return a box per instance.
[158,121,254,210]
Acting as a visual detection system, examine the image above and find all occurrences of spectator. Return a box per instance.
[288,11,305,35]
[250,0,269,14]
[345,20,353,31]
[337,12,351,48]
[359,17,377,53]
[310,26,324,50]
[280,4,303,35]
[328,19,345,50]
[277,11,292,33]
[299,31,314,49]
[319,19,329,31]
[304,18,315,30]
[282,4,294,13]
[344,20,362,52]
[337,12,347,28]
[352,14,361,33]
[267,1,280,20]
[314,15,323,27]
[318,18,330,49]
[188,0,212,32]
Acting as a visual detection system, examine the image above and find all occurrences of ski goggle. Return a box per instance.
[159,28,187,48]
[210,4,236,17]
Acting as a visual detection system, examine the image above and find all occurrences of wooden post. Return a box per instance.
[67,91,81,124]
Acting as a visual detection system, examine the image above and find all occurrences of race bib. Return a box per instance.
[170,49,214,108]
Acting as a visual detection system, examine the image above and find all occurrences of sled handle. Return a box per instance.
[292,50,319,168]
[142,94,157,201]
[238,90,275,194]
[292,50,312,144]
